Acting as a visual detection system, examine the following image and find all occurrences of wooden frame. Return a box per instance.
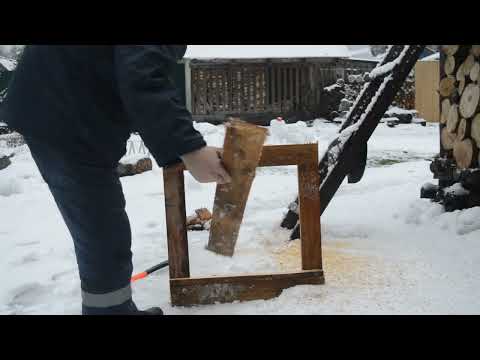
[163,144,324,306]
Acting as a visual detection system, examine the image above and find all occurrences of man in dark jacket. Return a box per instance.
[3,45,231,315]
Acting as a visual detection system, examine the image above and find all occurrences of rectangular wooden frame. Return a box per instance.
[163,144,324,306]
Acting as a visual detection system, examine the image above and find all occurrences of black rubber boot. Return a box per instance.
[137,307,164,315]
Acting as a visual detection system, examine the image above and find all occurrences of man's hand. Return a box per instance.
[180,146,232,184]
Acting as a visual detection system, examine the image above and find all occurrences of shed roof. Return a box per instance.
[184,45,350,60]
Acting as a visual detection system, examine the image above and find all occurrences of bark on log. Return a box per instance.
[441,126,457,150]
[446,103,460,133]
[471,114,480,147]
[459,83,480,118]
[207,120,268,257]
[439,76,457,98]
[456,63,465,81]
[453,138,476,169]
[456,118,470,141]
[441,98,451,124]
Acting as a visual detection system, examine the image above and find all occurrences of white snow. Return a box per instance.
[2,120,480,315]
[0,56,16,71]
[184,45,350,60]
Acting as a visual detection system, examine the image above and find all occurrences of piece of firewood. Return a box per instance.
[439,76,456,98]
[459,83,480,118]
[471,114,480,148]
[456,118,470,141]
[441,126,457,150]
[445,55,456,75]
[463,54,476,76]
[441,98,451,125]
[472,45,480,58]
[456,63,465,81]
[443,45,460,56]
[453,138,476,169]
[207,120,268,256]
[470,62,480,82]
[446,103,460,133]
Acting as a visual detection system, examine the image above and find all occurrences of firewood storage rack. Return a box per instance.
[162,143,324,306]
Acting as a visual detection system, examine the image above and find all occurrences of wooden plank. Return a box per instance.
[170,270,325,306]
[207,120,268,256]
[259,144,318,167]
[163,164,190,279]
[165,144,318,173]
[298,151,322,270]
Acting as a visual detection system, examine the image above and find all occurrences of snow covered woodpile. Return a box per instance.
[182,46,377,125]
[425,45,480,211]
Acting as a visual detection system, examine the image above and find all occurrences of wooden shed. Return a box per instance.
[181,45,377,124]
[415,52,440,122]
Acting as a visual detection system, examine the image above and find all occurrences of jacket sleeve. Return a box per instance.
[114,45,206,167]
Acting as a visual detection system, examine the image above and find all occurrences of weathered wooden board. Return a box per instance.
[170,270,325,306]
[163,165,190,279]
[207,120,268,257]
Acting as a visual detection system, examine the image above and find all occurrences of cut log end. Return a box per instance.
[459,83,480,118]
[453,138,476,169]
[441,126,457,150]
[446,104,459,133]
[443,45,460,56]
[439,76,457,98]
[441,98,451,125]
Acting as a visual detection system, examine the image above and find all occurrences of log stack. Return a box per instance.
[428,45,480,211]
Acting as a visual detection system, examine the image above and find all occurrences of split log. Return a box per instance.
[441,126,457,150]
[463,54,476,76]
[443,45,460,56]
[456,118,469,141]
[444,55,456,75]
[439,76,456,98]
[470,62,480,82]
[441,98,451,125]
[459,78,466,95]
[456,63,465,81]
[459,83,480,118]
[207,120,268,257]
[471,114,480,147]
[453,138,476,169]
[446,103,460,133]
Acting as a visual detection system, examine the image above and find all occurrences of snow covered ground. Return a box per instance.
[1,120,480,315]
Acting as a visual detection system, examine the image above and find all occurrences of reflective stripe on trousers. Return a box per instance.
[82,284,132,308]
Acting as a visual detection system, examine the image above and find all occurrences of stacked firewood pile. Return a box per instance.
[424,45,480,211]
[392,71,415,110]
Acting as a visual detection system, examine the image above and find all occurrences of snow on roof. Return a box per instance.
[420,52,440,61]
[184,45,350,60]
[347,45,381,61]
[0,57,16,71]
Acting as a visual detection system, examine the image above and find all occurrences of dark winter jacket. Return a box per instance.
[3,45,206,166]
